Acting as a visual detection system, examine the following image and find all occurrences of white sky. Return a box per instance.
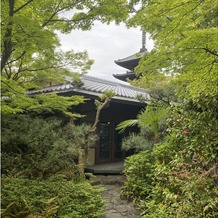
[58,21,154,83]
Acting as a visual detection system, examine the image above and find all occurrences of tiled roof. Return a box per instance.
[29,75,150,104]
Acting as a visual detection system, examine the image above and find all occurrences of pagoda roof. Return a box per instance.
[113,71,136,82]
[29,75,150,105]
[114,51,146,71]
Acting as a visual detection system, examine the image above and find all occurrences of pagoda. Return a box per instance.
[113,31,147,82]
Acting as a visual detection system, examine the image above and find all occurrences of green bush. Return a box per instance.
[1,114,96,179]
[121,129,154,152]
[119,105,169,153]
[121,95,218,217]
[139,164,218,218]
[121,150,156,203]
[1,115,105,217]
[1,178,105,218]
[123,149,218,217]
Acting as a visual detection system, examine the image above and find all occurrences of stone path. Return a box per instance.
[91,175,140,218]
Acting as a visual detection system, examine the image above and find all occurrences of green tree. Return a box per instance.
[1,0,130,115]
[127,0,218,162]
[128,0,218,99]
[121,0,218,217]
[1,2,130,216]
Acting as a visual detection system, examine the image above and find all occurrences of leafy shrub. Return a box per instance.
[123,149,218,217]
[139,163,218,218]
[1,114,96,179]
[121,128,154,152]
[119,105,169,153]
[121,150,156,203]
[122,95,218,217]
[1,178,105,218]
[1,115,105,217]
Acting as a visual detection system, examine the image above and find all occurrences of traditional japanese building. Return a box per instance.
[29,31,150,172]
[30,74,149,168]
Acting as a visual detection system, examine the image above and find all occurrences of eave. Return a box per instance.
[28,75,150,106]
[113,71,136,82]
[114,51,146,71]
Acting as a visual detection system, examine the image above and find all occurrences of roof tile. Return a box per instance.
[29,75,150,104]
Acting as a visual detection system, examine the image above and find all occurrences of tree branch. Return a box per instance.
[42,1,97,27]
[89,97,111,132]
[13,0,34,14]
[3,65,11,79]
[158,1,198,17]
[41,0,64,27]
[1,0,15,71]
[181,47,218,57]
[43,13,94,26]
[12,52,26,80]
[41,0,79,27]
[1,80,24,94]
[6,51,26,65]
[203,48,218,57]
[166,1,203,36]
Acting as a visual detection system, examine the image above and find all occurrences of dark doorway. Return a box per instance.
[98,122,111,162]
[96,122,124,164]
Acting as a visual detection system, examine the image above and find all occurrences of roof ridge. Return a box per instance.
[28,74,150,104]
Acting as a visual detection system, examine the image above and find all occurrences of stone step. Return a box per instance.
[85,162,124,175]
[89,175,126,186]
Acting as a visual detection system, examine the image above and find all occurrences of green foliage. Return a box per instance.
[1,0,130,116]
[121,1,218,217]
[122,95,218,217]
[117,105,169,136]
[1,92,86,117]
[1,178,105,218]
[131,73,177,105]
[138,106,169,139]
[128,0,218,99]
[1,114,97,179]
[138,157,218,218]
[117,105,169,151]
[94,90,115,107]
[1,114,104,217]
[121,150,156,202]
[99,90,116,100]
[116,119,138,133]
[121,128,154,152]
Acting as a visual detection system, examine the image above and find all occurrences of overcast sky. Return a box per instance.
[58,21,153,83]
